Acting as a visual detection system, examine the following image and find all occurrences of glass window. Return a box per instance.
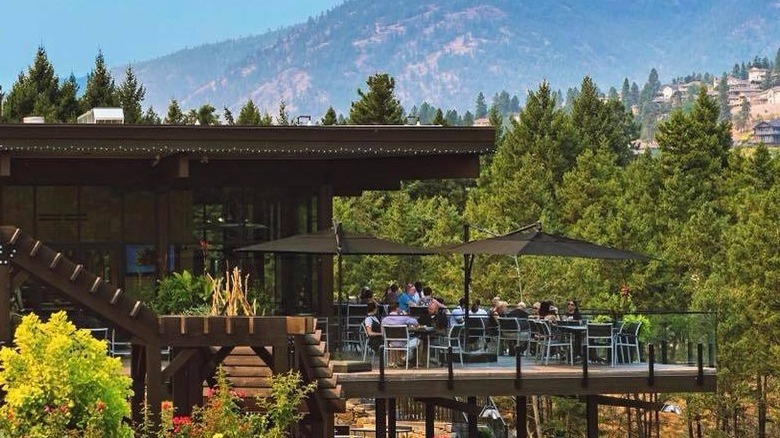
[124,190,155,243]
[36,186,78,242]
[2,186,34,231]
[81,187,121,242]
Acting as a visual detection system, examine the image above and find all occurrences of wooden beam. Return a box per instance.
[131,344,146,426]
[412,397,482,416]
[161,348,200,382]
[591,395,666,411]
[586,395,598,438]
[146,343,163,432]
[0,265,11,344]
[201,346,235,386]
[516,396,528,438]
[251,346,275,370]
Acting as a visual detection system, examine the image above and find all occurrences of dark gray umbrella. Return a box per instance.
[436,222,649,320]
[236,223,434,352]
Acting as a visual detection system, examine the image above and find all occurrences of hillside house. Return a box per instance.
[749,67,770,85]
[753,119,780,144]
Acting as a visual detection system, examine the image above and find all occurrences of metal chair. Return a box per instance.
[360,321,381,363]
[586,322,616,366]
[428,323,465,368]
[343,304,367,354]
[465,315,488,352]
[496,317,521,358]
[382,324,418,369]
[109,329,132,358]
[539,320,573,365]
[615,321,642,363]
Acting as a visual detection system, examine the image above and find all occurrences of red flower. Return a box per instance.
[96,400,106,412]
[172,415,192,433]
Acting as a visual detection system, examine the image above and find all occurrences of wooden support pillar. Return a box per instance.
[274,338,291,373]
[425,400,435,438]
[376,398,387,438]
[516,396,528,438]
[586,395,599,438]
[317,184,333,316]
[171,348,207,416]
[155,188,171,279]
[131,344,147,426]
[467,396,478,438]
[0,265,11,345]
[146,343,163,431]
[388,398,396,437]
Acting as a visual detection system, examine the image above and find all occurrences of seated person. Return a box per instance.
[507,301,530,319]
[363,302,383,355]
[397,283,419,313]
[381,303,420,365]
[359,287,374,304]
[451,297,467,324]
[427,298,451,331]
[470,299,489,316]
[563,299,582,321]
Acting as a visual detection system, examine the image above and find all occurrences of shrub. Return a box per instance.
[153,270,211,314]
[0,312,133,437]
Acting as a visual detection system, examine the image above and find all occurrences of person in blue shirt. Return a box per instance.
[397,283,418,313]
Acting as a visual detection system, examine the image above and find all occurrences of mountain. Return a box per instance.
[122,0,780,118]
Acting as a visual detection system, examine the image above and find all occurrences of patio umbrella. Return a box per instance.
[235,222,435,348]
[436,222,649,318]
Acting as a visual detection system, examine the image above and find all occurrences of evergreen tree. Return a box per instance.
[222,107,234,125]
[462,110,474,126]
[348,73,404,124]
[475,92,487,118]
[488,103,502,135]
[444,109,459,126]
[621,78,631,104]
[639,68,661,105]
[775,46,780,73]
[717,74,730,123]
[184,109,198,125]
[732,63,741,77]
[3,47,60,121]
[80,51,118,111]
[117,66,145,124]
[321,106,337,125]
[57,74,80,122]
[197,104,219,126]
[140,107,161,124]
[607,86,619,101]
[0,86,4,122]
[276,100,289,125]
[735,98,751,131]
[237,100,262,125]
[510,95,521,113]
[629,82,640,107]
[418,102,435,124]
[739,62,747,79]
[432,108,446,126]
[164,100,185,125]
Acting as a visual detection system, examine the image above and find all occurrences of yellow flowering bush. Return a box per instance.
[0,312,133,437]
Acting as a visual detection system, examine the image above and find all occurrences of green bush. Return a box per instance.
[0,312,133,437]
[152,270,211,314]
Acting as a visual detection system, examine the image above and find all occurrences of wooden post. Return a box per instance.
[516,396,528,438]
[425,400,435,438]
[376,398,387,438]
[388,398,397,437]
[586,395,599,438]
[0,264,11,345]
[274,338,291,373]
[155,188,171,279]
[146,343,163,431]
[318,184,333,317]
[467,396,478,438]
[131,344,147,426]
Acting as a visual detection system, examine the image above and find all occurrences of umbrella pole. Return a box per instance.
[337,254,343,355]
[463,224,471,322]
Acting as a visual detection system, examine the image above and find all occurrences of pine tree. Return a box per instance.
[432,108,446,126]
[475,92,487,118]
[621,78,631,104]
[237,100,262,125]
[607,87,619,100]
[80,51,118,111]
[3,46,60,121]
[276,101,289,125]
[140,107,161,124]
[321,106,337,125]
[164,100,185,125]
[717,73,730,123]
[775,46,780,73]
[197,104,219,126]
[735,98,751,131]
[462,110,474,126]
[117,66,145,124]
[629,82,640,107]
[348,73,404,124]
[57,74,80,122]
[222,107,235,125]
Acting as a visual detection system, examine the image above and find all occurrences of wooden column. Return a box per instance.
[0,264,11,345]
[388,398,397,437]
[155,188,171,279]
[467,396,478,438]
[146,343,163,431]
[317,184,333,316]
[375,398,387,438]
[586,395,599,438]
[425,400,435,438]
[516,396,528,438]
[131,344,147,426]
[273,337,291,373]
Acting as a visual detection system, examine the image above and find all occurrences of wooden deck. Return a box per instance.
[335,356,716,399]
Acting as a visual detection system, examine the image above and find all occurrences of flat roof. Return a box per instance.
[0,124,495,159]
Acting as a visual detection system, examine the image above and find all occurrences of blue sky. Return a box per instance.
[0,0,344,89]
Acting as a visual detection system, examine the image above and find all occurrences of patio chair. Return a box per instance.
[465,316,488,352]
[539,320,573,365]
[343,304,367,354]
[110,329,132,358]
[615,321,642,364]
[428,323,465,368]
[586,322,616,366]
[496,317,521,358]
[382,324,418,369]
[360,322,380,363]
